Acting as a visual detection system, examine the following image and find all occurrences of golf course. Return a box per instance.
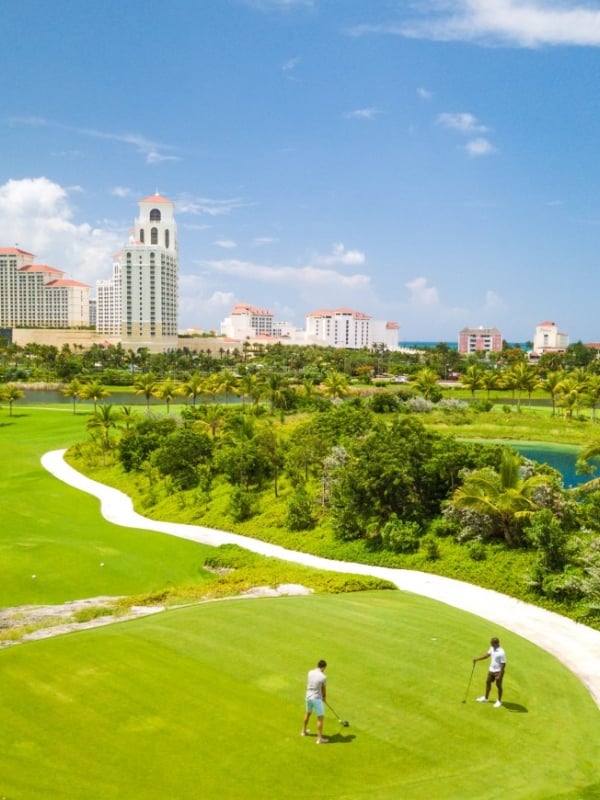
[2,406,599,799]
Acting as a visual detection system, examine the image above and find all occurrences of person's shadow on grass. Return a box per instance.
[502,701,528,713]
[327,732,355,744]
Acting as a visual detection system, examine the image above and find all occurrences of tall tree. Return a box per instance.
[61,378,83,414]
[0,384,24,416]
[79,380,110,412]
[133,373,158,412]
[153,379,181,414]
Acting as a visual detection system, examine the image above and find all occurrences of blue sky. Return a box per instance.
[2,0,600,343]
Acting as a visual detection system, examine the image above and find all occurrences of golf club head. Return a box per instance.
[341,720,350,727]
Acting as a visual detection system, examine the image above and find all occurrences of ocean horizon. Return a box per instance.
[399,341,457,349]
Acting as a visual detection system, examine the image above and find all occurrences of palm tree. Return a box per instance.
[120,405,135,431]
[193,404,225,438]
[583,374,600,422]
[322,369,350,400]
[504,363,540,409]
[79,380,110,412]
[480,370,502,400]
[133,373,158,412]
[461,364,485,398]
[541,370,567,416]
[86,404,121,462]
[239,372,263,409]
[0,384,25,416]
[410,367,439,400]
[450,449,551,547]
[556,373,586,419]
[181,372,205,406]
[214,370,239,403]
[61,378,82,414]
[153,379,181,414]
[263,371,289,414]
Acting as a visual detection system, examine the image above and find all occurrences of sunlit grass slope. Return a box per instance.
[1,591,598,800]
[1,406,217,605]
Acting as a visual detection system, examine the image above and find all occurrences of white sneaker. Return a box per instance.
[301,730,309,736]
[493,700,502,708]
[476,696,488,702]
[316,737,329,744]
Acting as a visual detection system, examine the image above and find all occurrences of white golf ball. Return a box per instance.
[31,574,37,579]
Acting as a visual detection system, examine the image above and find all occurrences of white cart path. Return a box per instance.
[41,449,600,709]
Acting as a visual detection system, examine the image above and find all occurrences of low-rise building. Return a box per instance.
[220,302,274,339]
[458,326,502,355]
[533,321,569,354]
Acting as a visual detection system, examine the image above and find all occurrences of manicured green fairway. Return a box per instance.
[1,406,217,606]
[1,591,598,800]
[2,405,599,798]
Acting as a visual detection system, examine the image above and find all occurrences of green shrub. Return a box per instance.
[420,533,440,560]
[468,541,487,561]
[286,486,315,531]
[228,486,257,521]
[380,516,421,553]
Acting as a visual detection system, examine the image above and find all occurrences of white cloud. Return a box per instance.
[484,289,504,309]
[111,186,132,198]
[437,112,496,156]
[0,177,120,285]
[253,236,279,245]
[175,193,252,216]
[201,258,370,290]
[214,239,237,249]
[178,276,235,327]
[437,112,489,134]
[465,137,496,156]
[405,277,440,306]
[417,87,433,100]
[282,56,300,71]
[348,1,600,48]
[344,107,381,120]
[314,242,366,266]
[8,116,180,164]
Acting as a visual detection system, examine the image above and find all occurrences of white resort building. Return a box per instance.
[532,321,569,355]
[305,308,399,350]
[96,258,122,337]
[0,247,90,328]
[220,302,274,339]
[97,193,179,352]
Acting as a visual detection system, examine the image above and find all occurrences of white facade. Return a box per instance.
[306,308,371,348]
[220,302,274,339]
[0,247,90,328]
[533,321,569,354]
[119,193,178,351]
[96,258,122,336]
[371,320,400,351]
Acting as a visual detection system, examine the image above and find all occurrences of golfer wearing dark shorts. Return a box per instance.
[473,637,506,708]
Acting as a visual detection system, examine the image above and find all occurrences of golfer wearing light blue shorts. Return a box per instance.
[301,659,328,744]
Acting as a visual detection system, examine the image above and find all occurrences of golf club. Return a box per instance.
[325,700,350,727]
[462,662,476,704]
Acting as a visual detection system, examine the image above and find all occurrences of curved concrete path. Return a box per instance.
[42,449,600,709]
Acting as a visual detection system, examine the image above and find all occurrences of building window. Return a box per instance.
[150,208,161,222]
[139,229,145,243]
[165,229,170,248]
[151,227,158,245]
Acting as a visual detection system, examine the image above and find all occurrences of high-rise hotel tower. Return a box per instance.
[98,193,178,351]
